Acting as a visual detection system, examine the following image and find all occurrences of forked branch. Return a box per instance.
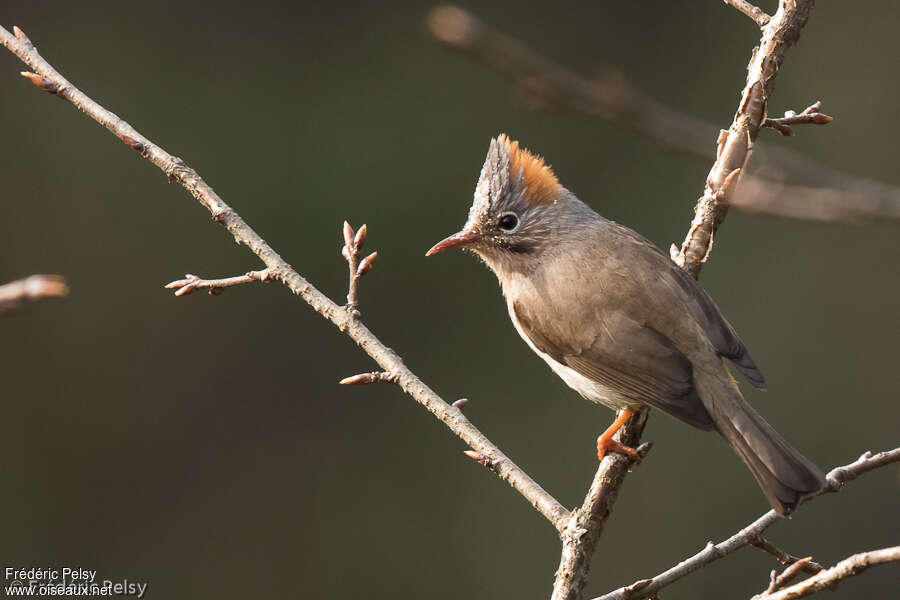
[763,101,833,137]
[341,221,376,316]
[592,448,900,600]
[674,0,817,278]
[754,546,900,600]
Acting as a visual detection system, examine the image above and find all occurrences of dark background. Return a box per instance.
[1,1,898,598]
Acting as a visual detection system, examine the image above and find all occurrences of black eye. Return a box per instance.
[498,212,519,232]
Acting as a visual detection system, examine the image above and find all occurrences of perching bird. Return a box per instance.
[426,134,825,515]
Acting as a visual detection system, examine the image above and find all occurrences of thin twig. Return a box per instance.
[164,269,270,296]
[750,537,824,575]
[754,546,900,600]
[425,5,900,223]
[592,448,900,600]
[763,101,833,137]
[341,221,376,317]
[724,0,772,27]
[764,557,814,594]
[675,0,817,278]
[0,24,571,533]
[0,274,69,313]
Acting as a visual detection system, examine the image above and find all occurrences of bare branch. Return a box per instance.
[674,0,817,278]
[823,447,900,490]
[756,546,900,600]
[592,447,900,600]
[164,269,270,297]
[750,537,824,575]
[0,24,571,533]
[551,412,651,600]
[0,274,69,313]
[724,0,772,27]
[425,5,900,223]
[763,101,833,137]
[550,1,819,596]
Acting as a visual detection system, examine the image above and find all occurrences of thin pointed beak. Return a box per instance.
[425,229,483,256]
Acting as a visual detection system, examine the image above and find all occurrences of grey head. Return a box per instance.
[426,134,598,273]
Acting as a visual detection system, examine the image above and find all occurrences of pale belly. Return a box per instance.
[508,306,637,412]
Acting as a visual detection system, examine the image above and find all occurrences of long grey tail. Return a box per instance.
[694,364,825,515]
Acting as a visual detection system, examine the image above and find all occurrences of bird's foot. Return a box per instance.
[596,437,641,462]
[596,407,641,461]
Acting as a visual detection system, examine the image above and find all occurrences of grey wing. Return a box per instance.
[513,300,715,431]
[613,223,767,389]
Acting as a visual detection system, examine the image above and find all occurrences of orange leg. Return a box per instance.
[596,408,641,462]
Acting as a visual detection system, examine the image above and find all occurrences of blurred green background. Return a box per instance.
[1,1,898,598]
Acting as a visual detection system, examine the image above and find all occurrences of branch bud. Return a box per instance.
[803,101,823,114]
[342,221,355,251]
[13,26,32,45]
[21,274,69,299]
[356,251,378,276]
[339,373,376,385]
[771,122,794,136]
[353,223,367,249]
[715,168,742,204]
[463,450,492,467]
[339,371,398,385]
[174,283,197,296]
[118,134,145,151]
[20,72,58,94]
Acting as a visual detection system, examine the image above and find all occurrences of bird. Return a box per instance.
[426,134,825,515]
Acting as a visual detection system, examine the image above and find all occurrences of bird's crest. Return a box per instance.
[497,134,561,206]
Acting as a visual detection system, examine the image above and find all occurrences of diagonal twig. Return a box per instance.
[725,0,772,27]
[592,448,900,600]
[0,23,571,533]
[674,0,817,278]
[164,269,271,296]
[764,556,815,594]
[750,537,824,575]
[754,546,900,600]
[763,101,833,137]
